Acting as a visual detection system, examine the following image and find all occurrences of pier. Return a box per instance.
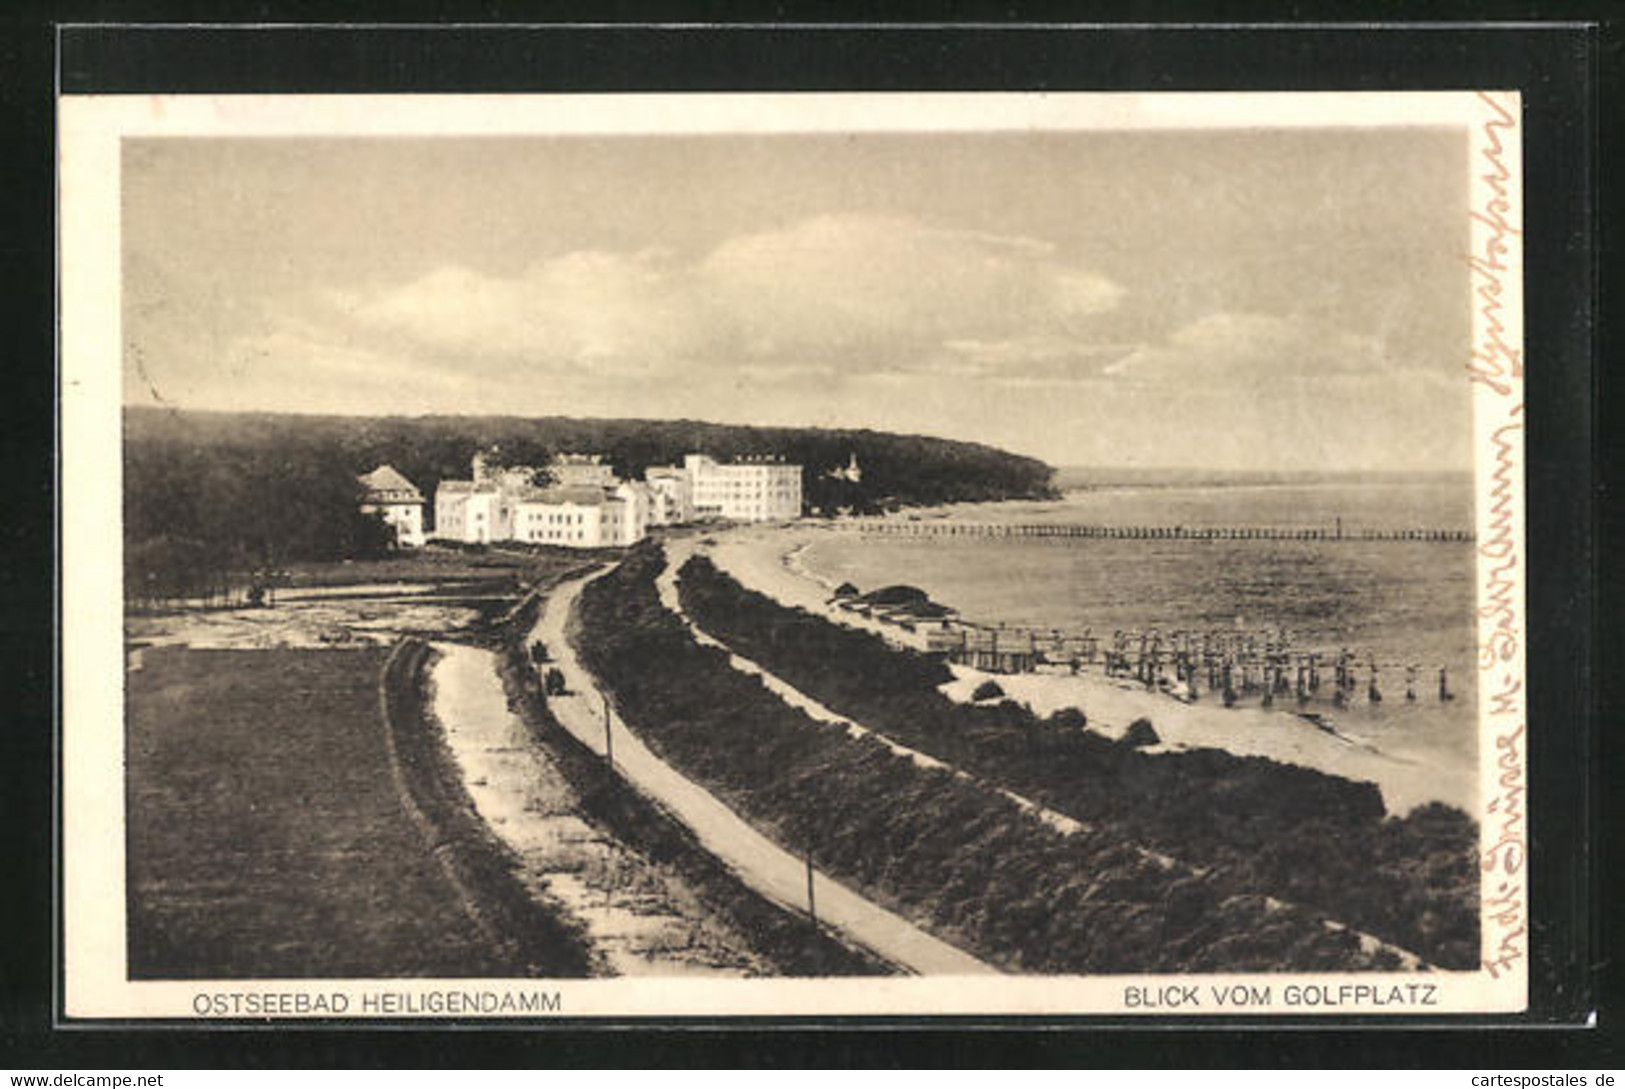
[843,520,1473,543]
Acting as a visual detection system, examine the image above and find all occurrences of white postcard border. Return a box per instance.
[59,90,1526,1020]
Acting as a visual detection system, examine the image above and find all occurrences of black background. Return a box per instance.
[2,6,1619,1070]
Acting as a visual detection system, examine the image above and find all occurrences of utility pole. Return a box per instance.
[603,694,614,770]
[805,850,818,930]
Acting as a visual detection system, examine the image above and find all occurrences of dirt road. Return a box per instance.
[655,541,1092,842]
[428,641,763,977]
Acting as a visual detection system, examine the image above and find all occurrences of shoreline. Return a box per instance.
[701,523,1475,817]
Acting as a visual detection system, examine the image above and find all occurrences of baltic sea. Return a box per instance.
[794,475,1478,779]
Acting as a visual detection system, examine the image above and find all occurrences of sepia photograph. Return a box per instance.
[57,90,1527,1018]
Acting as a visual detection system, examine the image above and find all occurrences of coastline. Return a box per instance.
[699,522,1474,817]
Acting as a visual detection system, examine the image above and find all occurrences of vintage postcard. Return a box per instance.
[58,90,1527,1019]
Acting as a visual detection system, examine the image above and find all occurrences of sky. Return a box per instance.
[122,126,1472,471]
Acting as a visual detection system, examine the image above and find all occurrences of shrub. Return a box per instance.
[861,585,931,606]
[1122,718,1160,748]
[972,680,1005,702]
[1047,707,1088,732]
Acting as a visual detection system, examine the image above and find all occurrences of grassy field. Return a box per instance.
[126,645,564,979]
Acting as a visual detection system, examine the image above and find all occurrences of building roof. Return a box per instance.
[358,465,424,501]
[436,479,501,497]
[516,485,612,507]
[645,465,685,479]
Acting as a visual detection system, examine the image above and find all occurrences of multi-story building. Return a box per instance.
[684,454,803,522]
[433,447,803,543]
[357,465,425,547]
[643,465,694,525]
[434,450,647,549]
[613,481,654,545]
[434,451,530,543]
[433,480,507,544]
[512,486,624,549]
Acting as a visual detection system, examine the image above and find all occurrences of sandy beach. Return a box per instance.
[696,524,1474,817]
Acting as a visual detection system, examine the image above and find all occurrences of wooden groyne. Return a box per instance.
[839,599,1463,709]
[844,520,1473,543]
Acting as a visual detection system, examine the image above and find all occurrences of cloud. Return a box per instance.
[338,249,695,375]
[317,212,1125,382]
[939,334,1135,381]
[697,214,1123,366]
[1102,312,1399,385]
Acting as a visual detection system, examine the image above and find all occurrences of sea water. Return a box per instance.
[795,478,1478,779]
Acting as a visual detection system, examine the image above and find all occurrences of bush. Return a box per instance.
[972,680,1005,702]
[861,585,931,606]
[1048,707,1088,732]
[1122,718,1160,748]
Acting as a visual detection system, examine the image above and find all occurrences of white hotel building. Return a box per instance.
[512,485,634,548]
[434,450,801,548]
[683,454,803,522]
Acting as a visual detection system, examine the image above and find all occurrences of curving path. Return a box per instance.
[656,541,1100,845]
[531,568,996,977]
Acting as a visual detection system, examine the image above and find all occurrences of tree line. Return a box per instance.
[123,406,1058,602]
[125,407,1059,531]
[124,435,396,605]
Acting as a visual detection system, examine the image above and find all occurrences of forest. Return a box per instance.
[122,406,1057,601]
